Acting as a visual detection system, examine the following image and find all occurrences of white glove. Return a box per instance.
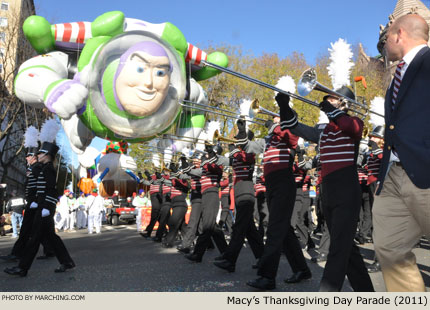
[46,80,88,120]
[41,208,50,217]
[30,202,38,209]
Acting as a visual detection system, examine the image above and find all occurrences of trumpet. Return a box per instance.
[213,129,238,144]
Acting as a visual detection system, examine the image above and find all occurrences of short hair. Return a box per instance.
[390,14,429,42]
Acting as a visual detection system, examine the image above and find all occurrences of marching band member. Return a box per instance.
[141,170,163,238]
[213,120,264,273]
[184,142,227,262]
[162,164,190,248]
[278,88,374,291]
[253,164,268,240]
[291,147,314,249]
[177,156,203,254]
[218,169,233,235]
[0,129,53,261]
[246,109,311,290]
[5,124,75,277]
[153,167,173,242]
[365,126,384,273]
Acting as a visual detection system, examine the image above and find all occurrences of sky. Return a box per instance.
[31,0,428,164]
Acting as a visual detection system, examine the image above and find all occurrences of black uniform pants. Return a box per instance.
[291,188,312,247]
[319,166,374,292]
[219,194,233,233]
[358,184,373,239]
[11,208,53,257]
[257,169,309,279]
[155,198,171,239]
[193,190,227,259]
[164,204,187,246]
[145,193,162,235]
[255,192,268,239]
[223,199,264,264]
[181,197,202,248]
[19,211,73,271]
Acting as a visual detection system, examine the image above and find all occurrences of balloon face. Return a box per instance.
[85,30,186,141]
[115,51,171,117]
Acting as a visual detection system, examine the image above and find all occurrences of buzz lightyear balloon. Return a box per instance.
[15,11,228,154]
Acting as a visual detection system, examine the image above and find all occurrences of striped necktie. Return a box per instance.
[392,60,406,108]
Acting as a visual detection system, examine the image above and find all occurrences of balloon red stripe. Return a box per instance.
[63,23,72,42]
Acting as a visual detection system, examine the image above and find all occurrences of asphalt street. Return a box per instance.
[0,225,429,292]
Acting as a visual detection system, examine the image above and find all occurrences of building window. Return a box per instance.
[0,63,3,73]
[0,17,7,27]
[0,32,5,42]
[1,2,8,11]
[0,48,4,57]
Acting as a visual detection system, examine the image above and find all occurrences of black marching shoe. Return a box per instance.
[184,253,202,263]
[246,277,276,291]
[213,259,235,272]
[284,269,312,284]
[176,245,191,254]
[252,258,261,269]
[4,266,27,277]
[214,253,225,261]
[140,232,151,239]
[54,262,75,273]
[37,253,55,260]
[0,254,18,262]
[161,242,173,248]
[151,236,162,243]
[311,253,327,263]
[366,262,381,273]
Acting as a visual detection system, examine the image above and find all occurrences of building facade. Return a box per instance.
[0,0,36,211]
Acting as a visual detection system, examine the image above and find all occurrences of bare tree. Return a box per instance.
[0,4,49,185]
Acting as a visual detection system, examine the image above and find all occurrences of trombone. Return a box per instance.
[180,100,267,126]
[201,60,384,119]
[249,99,279,119]
[297,68,384,118]
[213,129,238,144]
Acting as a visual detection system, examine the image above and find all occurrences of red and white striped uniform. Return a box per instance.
[254,176,266,196]
[232,151,255,185]
[170,179,188,199]
[293,164,306,188]
[161,176,172,196]
[185,43,207,66]
[358,167,368,185]
[302,175,311,192]
[189,170,202,193]
[149,175,161,195]
[54,22,92,44]
[366,149,383,185]
[200,162,222,193]
[220,178,230,196]
[319,116,363,178]
[263,125,298,177]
